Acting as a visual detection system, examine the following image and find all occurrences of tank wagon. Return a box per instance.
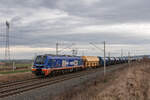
[32,55,83,76]
[109,57,115,65]
[115,57,120,64]
[99,57,110,66]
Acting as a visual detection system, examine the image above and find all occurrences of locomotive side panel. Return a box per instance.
[32,55,84,76]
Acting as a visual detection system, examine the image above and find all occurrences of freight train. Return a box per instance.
[32,54,143,76]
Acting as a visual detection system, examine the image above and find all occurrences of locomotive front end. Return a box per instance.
[32,55,50,76]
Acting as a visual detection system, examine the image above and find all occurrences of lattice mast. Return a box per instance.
[5,21,10,61]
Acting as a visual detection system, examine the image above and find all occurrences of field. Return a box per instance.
[0,71,33,83]
[0,70,31,74]
[0,62,32,73]
[56,60,150,100]
[0,63,32,68]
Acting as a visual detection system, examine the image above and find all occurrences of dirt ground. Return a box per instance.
[1,61,150,100]
[56,61,150,100]
[0,72,34,83]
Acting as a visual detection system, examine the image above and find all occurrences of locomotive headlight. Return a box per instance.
[32,66,36,68]
[31,68,36,71]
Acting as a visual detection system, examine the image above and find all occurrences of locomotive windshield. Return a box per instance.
[35,56,46,64]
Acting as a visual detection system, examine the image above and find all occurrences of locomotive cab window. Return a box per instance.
[35,56,46,64]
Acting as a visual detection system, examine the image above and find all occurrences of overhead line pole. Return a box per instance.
[58,43,75,55]
[56,42,59,56]
[89,41,106,77]
[121,49,123,58]
[128,51,130,66]
[5,21,10,61]
[104,41,106,77]
[108,52,110,58]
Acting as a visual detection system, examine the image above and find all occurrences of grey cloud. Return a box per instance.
[0,0,150,58]
[39,0,150,24]
[2,0,150,24]
[10,32,150,48]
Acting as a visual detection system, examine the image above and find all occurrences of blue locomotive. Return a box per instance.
[32,55,83,76]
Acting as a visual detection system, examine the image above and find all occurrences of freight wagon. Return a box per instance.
[82,56,99,68]
[99,57,110,66]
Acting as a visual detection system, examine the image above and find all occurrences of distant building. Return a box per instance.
[0,62,5,65]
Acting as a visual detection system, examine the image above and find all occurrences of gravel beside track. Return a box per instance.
[0,64,128,100]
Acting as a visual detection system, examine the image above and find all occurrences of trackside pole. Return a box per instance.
[104,41,106,77]
[31,62,34,69]
[128,52,130,66]
[108,52,110,58]
[56,42,59,56]
[13,61,15,71]
[89,41,106,77]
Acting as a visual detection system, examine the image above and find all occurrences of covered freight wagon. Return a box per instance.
[82,56,99,68]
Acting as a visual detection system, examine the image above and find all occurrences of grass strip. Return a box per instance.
[0,70,31,74]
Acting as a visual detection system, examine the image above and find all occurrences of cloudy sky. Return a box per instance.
[0,0,150,59]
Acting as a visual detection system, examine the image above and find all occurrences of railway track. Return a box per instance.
[0,77,39,88]
[0,76,39,85]
[0,64,127,98]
